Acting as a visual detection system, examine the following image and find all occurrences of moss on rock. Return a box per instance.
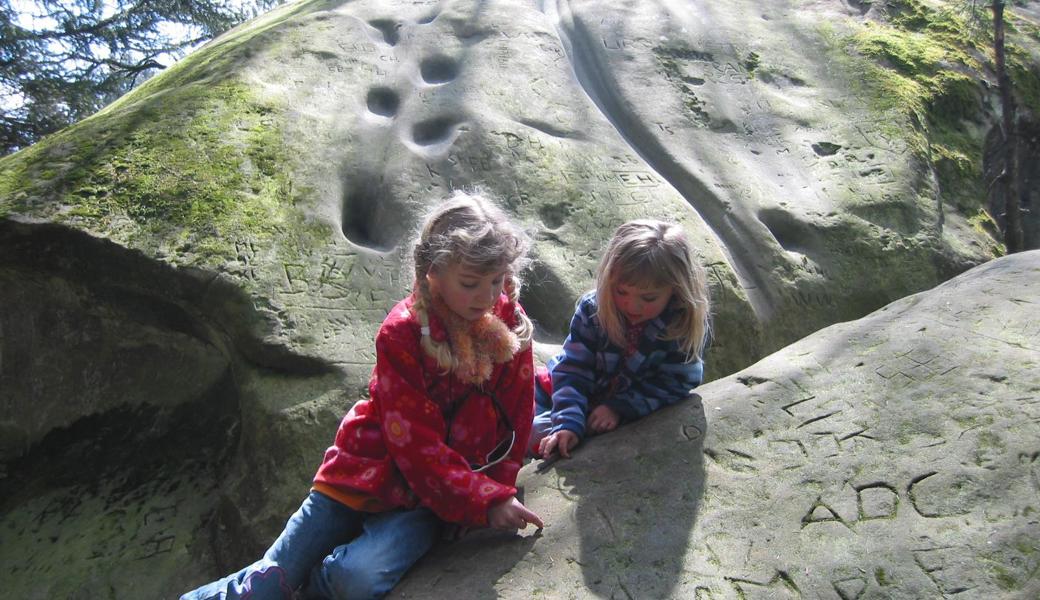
[0,0,332,267]
[3,82,290,263]
[814,0,1040,237]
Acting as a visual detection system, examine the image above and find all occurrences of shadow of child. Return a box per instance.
[390,394,708,599]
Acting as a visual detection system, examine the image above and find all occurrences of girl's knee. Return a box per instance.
[182,562,292,600]
[315,551,395,600]
[311,509,438,599]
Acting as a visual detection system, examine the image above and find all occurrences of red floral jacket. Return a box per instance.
[312,293,534,527]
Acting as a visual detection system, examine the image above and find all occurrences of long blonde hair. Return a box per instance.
[595,220,710,361]
[411,190,533,372]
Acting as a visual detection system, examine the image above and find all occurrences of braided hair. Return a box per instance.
[411,190,533,372]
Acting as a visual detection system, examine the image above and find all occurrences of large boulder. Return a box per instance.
[0,0,1037,596]
[394,249,1040,600]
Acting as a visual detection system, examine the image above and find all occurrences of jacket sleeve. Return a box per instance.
[604,355,703,420]
[483,342,534,487]
[374,325,516,527]
[548,295,600,439]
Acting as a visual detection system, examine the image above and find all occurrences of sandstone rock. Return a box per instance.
[0,0,1037,596]
[394,250,1040,600]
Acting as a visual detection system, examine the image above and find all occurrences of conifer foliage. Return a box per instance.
[0,0,279,155]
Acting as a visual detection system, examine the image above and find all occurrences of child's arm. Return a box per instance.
[603,355,704,421]
[374,325,518,528]
[546,294,601,440]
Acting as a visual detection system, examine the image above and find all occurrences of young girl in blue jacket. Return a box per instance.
[532,220,711,459]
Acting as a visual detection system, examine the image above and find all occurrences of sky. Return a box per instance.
[3,0,243,112]
[10,0,212,62]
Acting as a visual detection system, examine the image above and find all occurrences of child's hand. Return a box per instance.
[538,430,579,459]
[587,405,619,434]
[488,496,544,530]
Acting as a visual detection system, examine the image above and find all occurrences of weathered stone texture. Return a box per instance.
[1,0,1037,597]
[395,250,1040,600]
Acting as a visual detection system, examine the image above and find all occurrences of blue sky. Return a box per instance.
[3,0,247,111]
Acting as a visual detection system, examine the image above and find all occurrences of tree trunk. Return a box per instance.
[993,0,1024,253]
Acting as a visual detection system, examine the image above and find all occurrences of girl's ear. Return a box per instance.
[425,268,440,295]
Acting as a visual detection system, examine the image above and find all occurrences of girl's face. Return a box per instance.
[427,261,507,321]
[613,280,673,325]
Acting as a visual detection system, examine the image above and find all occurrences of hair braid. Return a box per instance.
[409,189,533,369]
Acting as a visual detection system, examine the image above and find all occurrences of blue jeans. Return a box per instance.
[528,375,554,455]
[181,491,442,600]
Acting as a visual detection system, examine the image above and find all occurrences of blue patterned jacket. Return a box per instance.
[540,291,704,439]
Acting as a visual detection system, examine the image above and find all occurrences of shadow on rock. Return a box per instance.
[0,219,345,598]
[391,526,540,599]
[552,394,707,599]
[391,394,707,599]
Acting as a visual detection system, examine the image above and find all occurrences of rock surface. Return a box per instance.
[394,250,1040,600]
[0,0,1038,597]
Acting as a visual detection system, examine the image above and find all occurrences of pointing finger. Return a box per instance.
[522,505,544,529]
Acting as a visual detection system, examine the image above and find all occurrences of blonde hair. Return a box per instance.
[595,220,710,361]
[411,190,533,372]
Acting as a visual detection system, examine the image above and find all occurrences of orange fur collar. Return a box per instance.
[430,297,520,385]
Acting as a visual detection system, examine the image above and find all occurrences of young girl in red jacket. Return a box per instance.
[182,191,543,600]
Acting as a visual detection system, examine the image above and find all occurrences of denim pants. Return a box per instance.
[180,491,442,600]
[528,369,554,455]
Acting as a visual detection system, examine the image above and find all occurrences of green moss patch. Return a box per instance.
[1008,47,1040,111]
[0,1,336,266]
[815,1,1040,223]
[968,208,1006,254]
[1,80,294,263]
